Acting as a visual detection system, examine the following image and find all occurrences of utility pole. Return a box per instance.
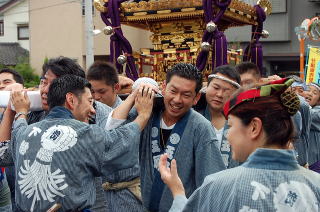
[85,0,94,68]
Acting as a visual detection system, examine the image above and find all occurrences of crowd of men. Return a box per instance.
[0,57,319,212]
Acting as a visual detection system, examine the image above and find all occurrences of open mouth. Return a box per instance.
[169,103,182,112]
[305,97,311,102]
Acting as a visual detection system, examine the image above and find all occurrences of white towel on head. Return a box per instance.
[132,77,160,90]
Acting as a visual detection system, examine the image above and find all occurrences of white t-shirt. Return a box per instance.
[213,126,224,148]
[160,118,175,130]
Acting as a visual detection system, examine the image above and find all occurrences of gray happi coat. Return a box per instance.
[98,96,145,212]
[170,148,320,212]
[21,101,113,212]
[292,95,311,166]
[198,105,239,169]
[140,109,226,211]
[308,105,320,165]
[10,106,141,212]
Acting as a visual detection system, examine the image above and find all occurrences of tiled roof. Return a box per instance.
[0,0,21,14]
[0,0,10,7]
[0,42,28,65]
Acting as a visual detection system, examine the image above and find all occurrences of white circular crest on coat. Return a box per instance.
[19,140,29,155]
[151,127,158,138]
[273,181,318,211]
[169,133,180,145]
[41,125,78,152]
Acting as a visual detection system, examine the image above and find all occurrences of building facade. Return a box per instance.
[29,0,152,74]
[0,0,29,51]
[225,0,320,76]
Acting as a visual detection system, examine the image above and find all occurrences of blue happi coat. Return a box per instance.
[170,148,320,212]
[98,96,144,212]
[140,109,225,211]
[11,101,113,212]
[308,105,320,165]
[292,95,311,166]
[10,106,141,212]
[198,105,239,169]
[0,112,12,210]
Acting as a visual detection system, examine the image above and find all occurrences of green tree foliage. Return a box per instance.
[1,57,40,88]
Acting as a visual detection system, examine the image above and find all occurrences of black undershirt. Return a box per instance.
[160,128,172,150]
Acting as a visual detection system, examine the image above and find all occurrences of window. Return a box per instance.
[17,24,29,40]
[0,20,3,36]
[82,0,95,16]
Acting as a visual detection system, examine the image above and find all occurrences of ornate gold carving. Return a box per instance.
[257,0,272,15]
[150,33,202,46]
[98,0,270,81]
[119,0,267,30]
[121,10,204,24]
[121,0,202,13]
[94,0,107,13]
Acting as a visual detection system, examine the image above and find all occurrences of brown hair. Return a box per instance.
[229,94,296,147]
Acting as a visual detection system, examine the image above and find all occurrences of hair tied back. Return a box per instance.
[279,91,300,116]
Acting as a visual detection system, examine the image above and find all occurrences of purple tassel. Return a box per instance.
[251,42,263,73]
[196,0,231,72]
[100,0,138,80]
[196,31,212,70]
[196,51,210,71]
[310,161,320,174]
[212,31,227,69]
[243,5,266,74]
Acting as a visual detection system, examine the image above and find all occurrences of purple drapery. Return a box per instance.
[100,0,138,80]
[243,5,266,74]
[310,161,320,174]
[196,0,231,72]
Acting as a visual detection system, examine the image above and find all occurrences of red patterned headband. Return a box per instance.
[223,78,294,117]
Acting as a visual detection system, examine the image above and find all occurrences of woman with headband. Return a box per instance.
[197,65,241,168]
[159,78,320,211]
[305,82,320,170]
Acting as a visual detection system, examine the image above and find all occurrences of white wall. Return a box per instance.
[29,0,83,74]
[0,0,29,50]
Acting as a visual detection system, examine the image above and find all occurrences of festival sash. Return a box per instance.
[149,110,191,211]
[203,106,232,168]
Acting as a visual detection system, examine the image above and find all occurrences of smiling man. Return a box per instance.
[27,57,112,127]
[138,63,225,211]
[0,69,24,91]
[0,68,24,212]
[19,57,115,212]
[9,75,154,212]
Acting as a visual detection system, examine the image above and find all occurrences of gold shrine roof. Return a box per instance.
[94,0,272,30]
